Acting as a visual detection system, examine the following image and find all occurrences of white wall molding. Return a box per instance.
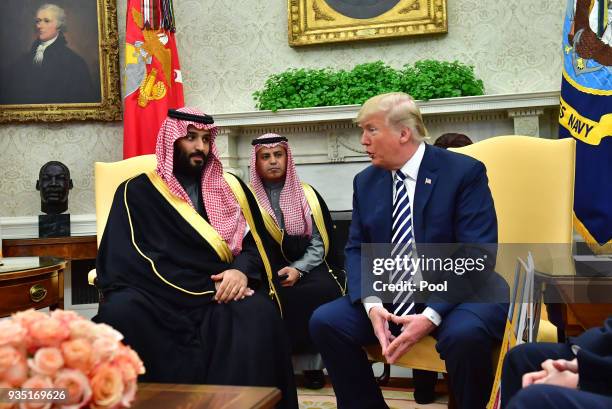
[213,91,560,127]
[1,214,96,240]
[425,112,509,124]
[236,122,358,136]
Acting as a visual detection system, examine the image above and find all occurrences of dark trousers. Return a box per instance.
[506,384,612,409]
[501,342,612,409]
[310,296,500,409]
[500,342,573,407]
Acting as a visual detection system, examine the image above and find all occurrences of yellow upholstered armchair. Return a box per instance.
[88,154,157,285]
[366,135,576,406]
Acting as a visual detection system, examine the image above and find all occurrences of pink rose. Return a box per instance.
[50,310,83,326]
[112,358,136,384]
[19,375,53,409]
[124,347,145,376]
[113,346,145,381]
[91,338,118,365]
[0,346,21,375]
[68,320,97,340]
[10,309,46,330]
[61,339,93,374]
[90,363,124,409]
[29,318,70,348]
[0,321,26,348]
[121,379,137,407]
[0,347,26,387]
[28,348,64,376]
[53,369,92,409]
[92,324,123,343]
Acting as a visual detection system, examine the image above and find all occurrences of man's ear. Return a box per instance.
[399,127,412,144]
[69,179,74,189]
[36,180,40,191]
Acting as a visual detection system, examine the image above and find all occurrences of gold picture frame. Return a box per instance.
[0,0,121,122]
[288,0,447,46]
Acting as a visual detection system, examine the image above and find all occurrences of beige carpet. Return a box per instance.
[298,387,448,409]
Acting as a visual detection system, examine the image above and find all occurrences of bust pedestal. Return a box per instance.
[38,214,70,238]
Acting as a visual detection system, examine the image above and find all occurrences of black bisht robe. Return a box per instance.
[263,184,346,353]
[94,173,297,409]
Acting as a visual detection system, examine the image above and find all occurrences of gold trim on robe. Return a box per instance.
[258,202,283,245]
[146,171,233,262]
[250,181,346,296]
[123,175,216,296]
[302,183,330,258]
[302,183,346,295]
[251,183,330,254]
[222,173,282,313]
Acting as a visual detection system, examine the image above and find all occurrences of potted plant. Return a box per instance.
[253,60,485,111]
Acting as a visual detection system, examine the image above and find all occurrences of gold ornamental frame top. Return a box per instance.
[0,0,121,123]
[288,0,448,46]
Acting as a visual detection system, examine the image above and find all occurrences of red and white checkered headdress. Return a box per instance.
[249,133,312,237]
[155,107,246,255]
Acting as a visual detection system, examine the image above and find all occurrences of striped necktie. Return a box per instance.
[391,170,415,316]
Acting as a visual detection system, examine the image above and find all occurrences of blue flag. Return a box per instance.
[559,0,612,254]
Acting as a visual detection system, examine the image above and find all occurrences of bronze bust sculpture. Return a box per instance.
[36,161,73,215]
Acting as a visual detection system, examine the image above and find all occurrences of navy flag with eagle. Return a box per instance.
[559,0,612,254]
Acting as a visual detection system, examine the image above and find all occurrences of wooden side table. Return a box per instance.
[537,255,612,338]
[2,236,97,260]
[562,302,612,336]
[0,257,66,317]
[2,236,98,307]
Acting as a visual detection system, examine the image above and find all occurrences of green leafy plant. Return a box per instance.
[253,60,484,111]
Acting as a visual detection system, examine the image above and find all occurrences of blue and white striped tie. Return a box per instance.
[391,170,415,316]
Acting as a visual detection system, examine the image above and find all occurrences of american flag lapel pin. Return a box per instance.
[425,178,432,185]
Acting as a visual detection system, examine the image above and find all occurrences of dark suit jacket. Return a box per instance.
[573,316,612,395]
[346,143,505,333]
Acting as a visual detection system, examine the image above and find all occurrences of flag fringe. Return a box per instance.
[141,0,175,31]
[161,0,176,32]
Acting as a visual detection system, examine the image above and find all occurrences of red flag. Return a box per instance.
[123,0,184,158]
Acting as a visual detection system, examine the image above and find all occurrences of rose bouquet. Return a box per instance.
[0,309,145,409]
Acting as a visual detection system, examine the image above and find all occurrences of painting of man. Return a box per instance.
[0,1,101,105]
[323,0,401,19]
[289,0,446,46]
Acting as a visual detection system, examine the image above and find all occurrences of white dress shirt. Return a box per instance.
[33,35,59,65]
[363,142,442,326]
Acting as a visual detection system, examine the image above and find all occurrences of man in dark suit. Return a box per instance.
[309,92,506,409]
[501,316,612,409]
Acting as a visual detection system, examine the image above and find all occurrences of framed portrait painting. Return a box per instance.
[0,0,121,122]
[288,0,448,46]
